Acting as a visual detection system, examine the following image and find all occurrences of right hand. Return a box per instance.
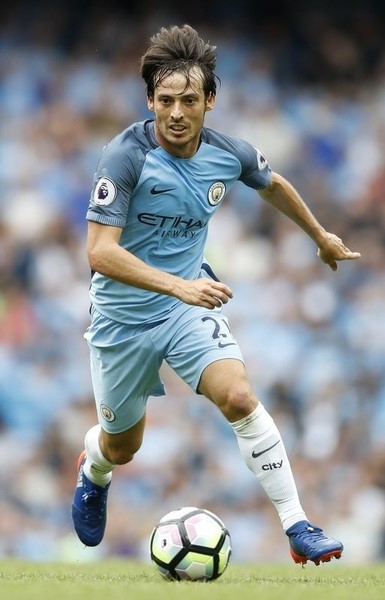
[174,277,233,309]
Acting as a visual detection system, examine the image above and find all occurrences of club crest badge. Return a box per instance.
[93,177,117,206]
[254,148,268,171]
[100,404,116,422]
[208,181,226,206]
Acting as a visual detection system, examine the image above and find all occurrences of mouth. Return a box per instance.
[169,124,187,135]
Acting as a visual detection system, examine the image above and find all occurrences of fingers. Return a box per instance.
[317,244,361,269]
[211,290,232,305]
[200,295,225,310]
[211,281,233,299]
[192,280,233,309]
[204,290,232,309]
[345,251,361,260]
[208,296,224,309]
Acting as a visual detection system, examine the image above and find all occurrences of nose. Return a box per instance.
[171,101,183,120]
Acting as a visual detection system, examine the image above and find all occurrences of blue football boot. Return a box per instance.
[71,450,110,546]
[287,520,343,565]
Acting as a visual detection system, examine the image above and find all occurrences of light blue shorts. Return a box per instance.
[84,303,244,433]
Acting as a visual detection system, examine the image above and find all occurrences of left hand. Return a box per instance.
[317,232,361,271]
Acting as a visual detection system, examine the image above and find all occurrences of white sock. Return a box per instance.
[230,404,307,531]
[83,425,115,487]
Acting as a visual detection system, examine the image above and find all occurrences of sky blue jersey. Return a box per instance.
[86,119,272,325]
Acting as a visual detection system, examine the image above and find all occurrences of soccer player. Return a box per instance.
[72,24,360,565]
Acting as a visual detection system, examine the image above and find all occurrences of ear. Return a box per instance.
[147,96,154,111]
[205,92,216,112]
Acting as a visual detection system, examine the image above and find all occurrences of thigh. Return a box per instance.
[198,357,252,399]
[198,358,258,421]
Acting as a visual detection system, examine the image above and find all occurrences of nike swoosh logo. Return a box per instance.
[251,439,280,458]
[150,185,175,195]
[218,341,237,348]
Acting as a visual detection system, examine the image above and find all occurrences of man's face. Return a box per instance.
[147,67,215,158]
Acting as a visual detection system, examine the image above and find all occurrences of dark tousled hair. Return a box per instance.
[140,24,219,99]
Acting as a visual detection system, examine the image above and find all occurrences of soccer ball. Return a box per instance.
[149,506,232,581]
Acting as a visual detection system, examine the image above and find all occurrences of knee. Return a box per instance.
[101,435,143,465]
[106,446,138,465]
[218,387,258,422]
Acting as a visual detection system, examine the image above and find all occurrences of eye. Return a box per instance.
[156,95,172,105]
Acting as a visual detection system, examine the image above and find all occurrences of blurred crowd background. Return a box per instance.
[1,0,385,565]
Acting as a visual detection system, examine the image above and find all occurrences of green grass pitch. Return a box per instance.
[1,560,385,600]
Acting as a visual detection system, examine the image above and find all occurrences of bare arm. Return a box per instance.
[87,221,233,309]
[258,172,361,270]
